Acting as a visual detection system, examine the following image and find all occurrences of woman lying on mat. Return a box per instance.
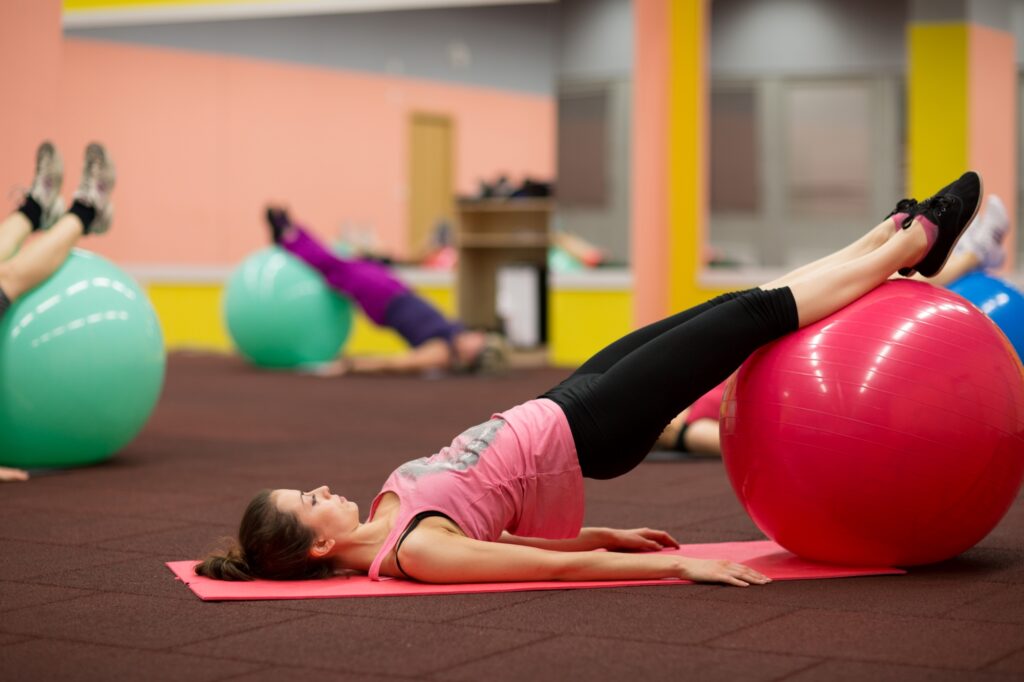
[0,141,116,483]
[265,207,507,376]
[200,172,982,585]
[653,192,1009,458]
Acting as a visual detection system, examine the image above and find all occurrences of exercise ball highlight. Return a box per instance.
[0,249,166,469]
[948,271,1024,362]
[721,280,1024,567]
[224,247,353,368]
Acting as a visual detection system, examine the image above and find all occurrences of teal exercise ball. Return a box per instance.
[223,247,353,368]
[548,245,585,273]
[0,249,166,469]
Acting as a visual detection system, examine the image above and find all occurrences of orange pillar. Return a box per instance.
[967,25,1017,267]
[631,0,671,326]
[632,0,721,327]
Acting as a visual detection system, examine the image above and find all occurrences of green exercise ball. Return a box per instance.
[223,247,353,369]
[0,249,166,469]
[548,245,585,273]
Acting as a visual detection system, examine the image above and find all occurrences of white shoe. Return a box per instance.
[71,143,116,234]
[954,194,1009,271]
[28,141,64,229]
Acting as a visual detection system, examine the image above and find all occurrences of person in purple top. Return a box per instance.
[266,207,507,376]
[198,171,982,586]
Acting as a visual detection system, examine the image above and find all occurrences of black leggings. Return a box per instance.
[541,287,799,480]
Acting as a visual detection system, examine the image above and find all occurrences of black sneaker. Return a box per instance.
[885,197,918,229]
[899,171,983,277]
[265,206,291,244]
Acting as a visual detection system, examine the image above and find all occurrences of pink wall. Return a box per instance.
[0,0,62,204]
[10,24,553,266]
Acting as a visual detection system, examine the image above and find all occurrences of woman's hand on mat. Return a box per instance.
[600,527,680,552]
[678,558,770,587]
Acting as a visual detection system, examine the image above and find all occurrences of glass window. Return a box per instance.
[557,88,609,207]
[785,83,871,217]
[711,86,760,213]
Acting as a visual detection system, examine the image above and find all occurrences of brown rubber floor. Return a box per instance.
[2,353,1023,681]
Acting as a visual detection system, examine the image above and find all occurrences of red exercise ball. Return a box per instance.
[721,280,1024,566]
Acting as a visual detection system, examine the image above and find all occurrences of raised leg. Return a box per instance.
[780,221,929,327]
[0,212,33,263]
[0,214,84,300]
[0,141,65,261]
[0,143,115,304]
[763,218,897,289]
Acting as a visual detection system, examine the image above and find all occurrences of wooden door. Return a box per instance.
[408,113,454,257]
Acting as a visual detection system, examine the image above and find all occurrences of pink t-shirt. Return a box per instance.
[367,398,584,580]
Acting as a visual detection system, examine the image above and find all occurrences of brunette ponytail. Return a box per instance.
[197,489,334,581]
[195,545,254,581]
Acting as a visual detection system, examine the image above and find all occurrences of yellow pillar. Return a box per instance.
[907,20,1017,266]
[667,0,721,312]
[632,0,725,326]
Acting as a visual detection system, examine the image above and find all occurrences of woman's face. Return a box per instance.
[272,485,360,543]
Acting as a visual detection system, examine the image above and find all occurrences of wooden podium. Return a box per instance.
[454,198,551,336]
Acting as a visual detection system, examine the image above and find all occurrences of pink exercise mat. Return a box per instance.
[167,540,904,601]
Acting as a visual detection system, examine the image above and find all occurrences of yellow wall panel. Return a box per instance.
[907,24,969,198]
[146,284,232,352]
[149,281,629,368]
[666,0,729,312]
[148,282,457,358]
[548,290,633,367]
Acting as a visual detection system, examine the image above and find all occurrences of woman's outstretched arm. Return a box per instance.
[498,527,680,553]
[398,527,769,587]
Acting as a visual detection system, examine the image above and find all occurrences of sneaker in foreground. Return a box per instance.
[953,193,1009,271]
[72,143,116,234]
[899,171,983,278]
[29,141,65,230]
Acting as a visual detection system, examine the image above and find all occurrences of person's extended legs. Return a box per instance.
[0,215,84,301]
[0,143,116,304]
[779,220,927,326]
[268,207,497,374]
[0,142,64,261]
[768,172,982,326]
[566,200,928,378]
[560,172,981,479]
[762,216,900,289]
[564,290,755,378]
[266,207,408,326]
